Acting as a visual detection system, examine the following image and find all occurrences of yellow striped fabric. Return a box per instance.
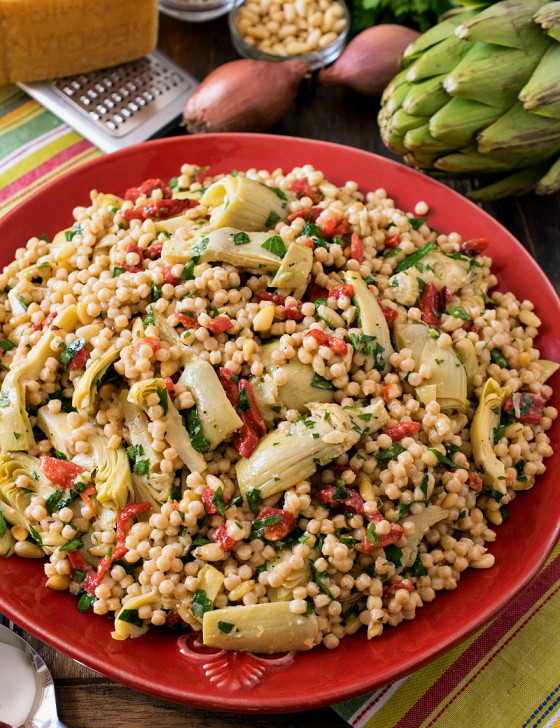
[0,84,101,218]
[334,541,560,728]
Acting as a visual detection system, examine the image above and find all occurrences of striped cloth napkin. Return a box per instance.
[1,83,560,728]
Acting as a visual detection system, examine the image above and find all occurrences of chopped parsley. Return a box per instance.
[375,443,406,462]
[446,306,470,321]
[60,337,86,371]
[233,231,251,246]
[265,210,281,228]
[490,349,508,369]
[59,539,84,552]
[246,489,261,514]
[394,242,437,274]
[78,593,97,612]
[261,235,287,258]
[118,609,144,627]
[218,621,235,634]
[185,407,211,453]
[212,486,226,517]
[192,589,213,618]
[237,387,251,412]
[311,373,334,390]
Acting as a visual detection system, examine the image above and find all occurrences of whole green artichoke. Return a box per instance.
[378,0,560,200]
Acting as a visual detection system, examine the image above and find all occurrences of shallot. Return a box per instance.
[184,58,310,134]
[318,24,420,97]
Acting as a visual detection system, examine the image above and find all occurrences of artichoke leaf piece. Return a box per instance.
[168,227,285,271]
[469,164,550,201]
[344,270,394,373]
[453,337,483,396]
[537,359,560,383]
[128,378,207,474]
[198,564,225,606]
[402,75,450,117]
[271,242,313,289]
[435,149,520,174]
[443,39,551,109]
[402,9,478,63]
[36,408,81,463]
[0,452,56,538]
[260,340,335,412]
[403,124,456,155]
[519,44,560,119]
[235,401,388,500]
[535,1,560,41]
[0,305,78,452]
[72,345,120,412]
[405,34,473,83]
[537,155,560,195]
[201,175,287,232]
[112,591,161,640]
[471,378,510,494]
[429,97,504,147]
[477,101,560,157]
[0,529,15,558]
[153,312,242,449]
[202,602,319,653]
[400,505,449,569]
[393,320,467,410]
[455,0,548,49]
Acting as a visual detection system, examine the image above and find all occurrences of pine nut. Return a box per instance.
[253,303,275,331]
[471,553,495,569]
[46,574,71,590]
[14,541,44,559]
[11,526,28,542]
[193,543,227,561]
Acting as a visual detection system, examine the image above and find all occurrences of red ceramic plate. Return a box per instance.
[0,135,559,713]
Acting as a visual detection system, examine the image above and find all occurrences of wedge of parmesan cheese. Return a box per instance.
[0,0,158,85]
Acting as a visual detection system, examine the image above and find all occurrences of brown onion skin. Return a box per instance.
[184,58,310,134]
[318,25,420,97]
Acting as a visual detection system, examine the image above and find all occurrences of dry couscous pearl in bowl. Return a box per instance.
[228,0,349,71]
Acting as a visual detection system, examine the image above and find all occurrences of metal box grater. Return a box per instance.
[18,50,198,153]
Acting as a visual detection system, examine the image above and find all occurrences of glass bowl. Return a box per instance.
[159,0,235,22]
[228,0,349,72]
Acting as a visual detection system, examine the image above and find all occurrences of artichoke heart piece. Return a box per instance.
[266,549,312,602]
[36,408,77,461]
[198,564,225,605]
[0,529,15,558]
[112,591,161,640]
[171,227,286,271]
[201,175,287,232]
[202,602,319,654]
[454,337,483,397]
[72,345,120,412]
[471,378,510,494]
[17,260,54,283]
[0,452,56,536]
[344,270,394,372]
[119,392,171,508]
[271,242,313,289]
[128,378,207,474]
[153,312,242,449]
[260,340,335,412]
[394,320,467,410]
[0,305,78,452]
[536,359,560,383]
[389,251,473,307]
[400,505,449,569]
[235,401,388,500]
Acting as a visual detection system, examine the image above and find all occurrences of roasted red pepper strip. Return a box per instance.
[32,311,57,331]
[223,377,266,459]
[350,233,363,262]
[238,379,266,437]
[329,284,354,299]
[256,506,297,541]
[321,217,350,239]
[78,483,97,514]
[361,511,404,552]
[162,265,181,285]
[256,290,285,305]
[85,544,129,594]
[503,392,548,424]
[379,301,399,322]
[307,280,330,302]
[287,207,321,223]
[121,198,198,222]
[304,328,348,356]
[460,237,489,257]
[283,304,305,321]
[201,487,229,515]
[289,177,322,204]
[329,464,361,476]
[211,525,236,551]
[316,486,364,515]
[419,282,452,327]
[176,310,200,328]
[164,377,175,394]
[207,315,234,334]
[143,243,163,260]
[382,421,421,441]
[124,178,173,202]
[68,346,89,371]
[116,502,152,544]
[39,456,84,490]
[467,472,484,492]
[385,233,401,249]
[135,336,161,354]
[383,580,414,606]
[219,367,239,406]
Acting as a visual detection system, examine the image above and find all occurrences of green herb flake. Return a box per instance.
[233,231,251,246]
[395,242,437,274]
[133,459,150,476]
[309,561,334,600]
[28,525,43,546]
[246,489,261,514]
[375,443,406,462]
[0,339,16,353]
[384,544,402,567]
[59,539,84,552]
[311,372,334,390]
[265,210,281,228]
[181,260,196,281]
[446,306,470,321]
[78,593,97,612]
[490,349,508,369]
[112,266,125,278]
[218,621,235,634]
[237,387,251,412]
[157,386,169,416]
[185,407,211,453]
[212,486,226,518]
[192,589,213,619]
[143,308,155,326]
[261,235,287,258]
[365,521,378,547]
[60,337,86,371]
[407,216,428,231]
[151,282,162,302]
[0,511,7,536]
[118,609,144,627]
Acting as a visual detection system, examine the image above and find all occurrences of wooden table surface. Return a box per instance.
[7,9,560,728]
